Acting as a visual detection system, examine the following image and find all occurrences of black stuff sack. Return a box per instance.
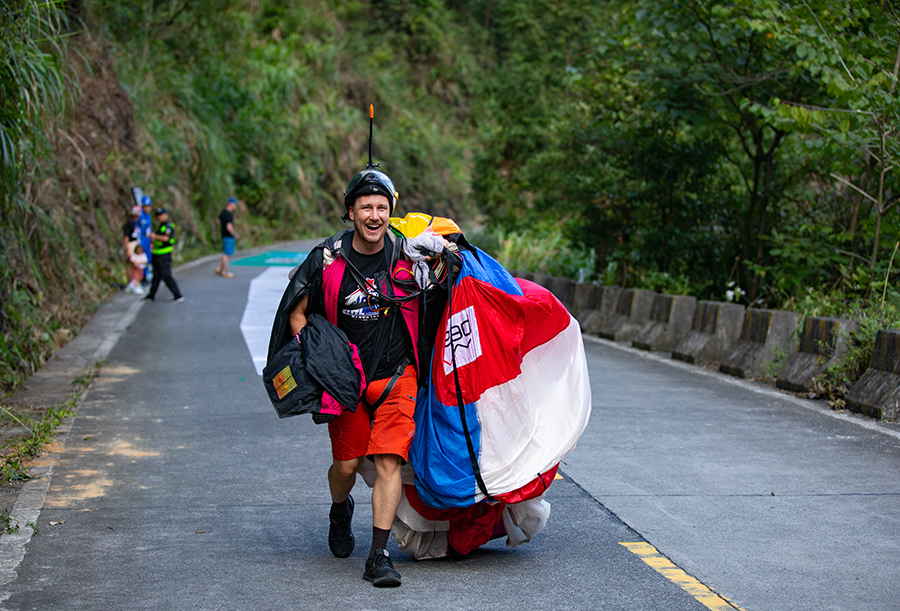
[262,313,362,420]
[262,331,321,419]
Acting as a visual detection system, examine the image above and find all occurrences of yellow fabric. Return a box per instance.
[390,212,461,239]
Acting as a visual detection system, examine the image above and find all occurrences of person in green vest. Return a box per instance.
[145,207,185,303]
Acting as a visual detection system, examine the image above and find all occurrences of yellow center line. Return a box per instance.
[620,542,747,611]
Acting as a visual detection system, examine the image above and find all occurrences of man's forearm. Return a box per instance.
[289,294,309,336]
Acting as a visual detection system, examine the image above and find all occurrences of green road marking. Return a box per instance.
[232,251,309,267]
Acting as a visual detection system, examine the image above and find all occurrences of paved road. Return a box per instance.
[1,243,898,610]
[575,340,900,611]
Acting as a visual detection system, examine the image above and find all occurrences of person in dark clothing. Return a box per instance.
[145,207,184,303]
[215,197,238,278]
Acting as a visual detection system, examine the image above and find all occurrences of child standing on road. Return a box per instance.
[127,244,148,295]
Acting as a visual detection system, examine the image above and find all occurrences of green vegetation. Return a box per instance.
[0,507,38,536]
[483,0,900,309]
[83,0,489,247]
[1,0,899,401]
[1,0,111,393]
[0,366,89,500]
[0,403,73,485]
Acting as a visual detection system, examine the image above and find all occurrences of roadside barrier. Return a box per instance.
[572,282,601,320]
[719,309,800,379]
[598,288,656,342]
[672,301,746,365]
[517,269,900,422]
[776,317,859,393]
[632,294,697,352]
[532,272,552,289]
[549,277,577,312]
[515,271,534,282]
[577,285,623,335]
[513,271,576,313]
[845,329,900,419]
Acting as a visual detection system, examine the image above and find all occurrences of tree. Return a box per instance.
[767,1,900,276]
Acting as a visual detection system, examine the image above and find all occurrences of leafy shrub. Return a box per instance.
[634,270,692,296]
[813,301,900,408]
[469,225,596,280]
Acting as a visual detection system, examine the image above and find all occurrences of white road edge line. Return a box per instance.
[583,335,900,442]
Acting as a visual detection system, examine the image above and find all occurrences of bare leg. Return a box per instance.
[371,454,402,530]
[328,457,362,503]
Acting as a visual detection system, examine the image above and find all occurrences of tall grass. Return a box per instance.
[0,0,76,212]
[0,0,89,392]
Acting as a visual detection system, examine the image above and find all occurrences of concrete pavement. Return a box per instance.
[2,242,898,609]
[571,338,900,611]
[0,243,713,611]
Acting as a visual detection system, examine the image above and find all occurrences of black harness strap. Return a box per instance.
[363,361,407,411]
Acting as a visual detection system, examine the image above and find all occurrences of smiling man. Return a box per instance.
[274,168,423,588]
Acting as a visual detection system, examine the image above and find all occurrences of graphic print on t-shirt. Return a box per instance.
[342,278,385,322]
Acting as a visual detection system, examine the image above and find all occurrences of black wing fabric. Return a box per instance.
[302,313,361,412]
[262,336,322,419]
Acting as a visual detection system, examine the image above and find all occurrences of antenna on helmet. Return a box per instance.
[366,104,380,169]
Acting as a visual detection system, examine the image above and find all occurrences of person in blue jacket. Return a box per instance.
[137,195,154,283]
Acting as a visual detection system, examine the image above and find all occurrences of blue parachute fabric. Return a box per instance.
[456,247,523,296]
[412,384,482,509]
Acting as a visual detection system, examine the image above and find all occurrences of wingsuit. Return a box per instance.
[263,311,365,421]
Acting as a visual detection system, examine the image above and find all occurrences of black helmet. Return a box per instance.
[342,169,398,220]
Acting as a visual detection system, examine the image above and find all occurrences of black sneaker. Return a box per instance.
[363,548,401,587]
[328,495,354,558]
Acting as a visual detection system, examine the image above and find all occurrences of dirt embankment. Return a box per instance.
[2,34,141,393]
[56,34,141,262]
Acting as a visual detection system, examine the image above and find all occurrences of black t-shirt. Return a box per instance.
[218,208,234,238]
[123,219,138,241]
[338,245,412,381]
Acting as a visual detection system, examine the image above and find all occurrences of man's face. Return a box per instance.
[349,194,390,251]
[157,212,169,223]
[142,205,151,214]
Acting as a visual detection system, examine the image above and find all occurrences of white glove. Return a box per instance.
[402,228,447,289]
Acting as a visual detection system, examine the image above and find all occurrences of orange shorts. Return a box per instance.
[328,365,417,462]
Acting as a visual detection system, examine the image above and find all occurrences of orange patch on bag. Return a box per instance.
[274,365,297,399]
